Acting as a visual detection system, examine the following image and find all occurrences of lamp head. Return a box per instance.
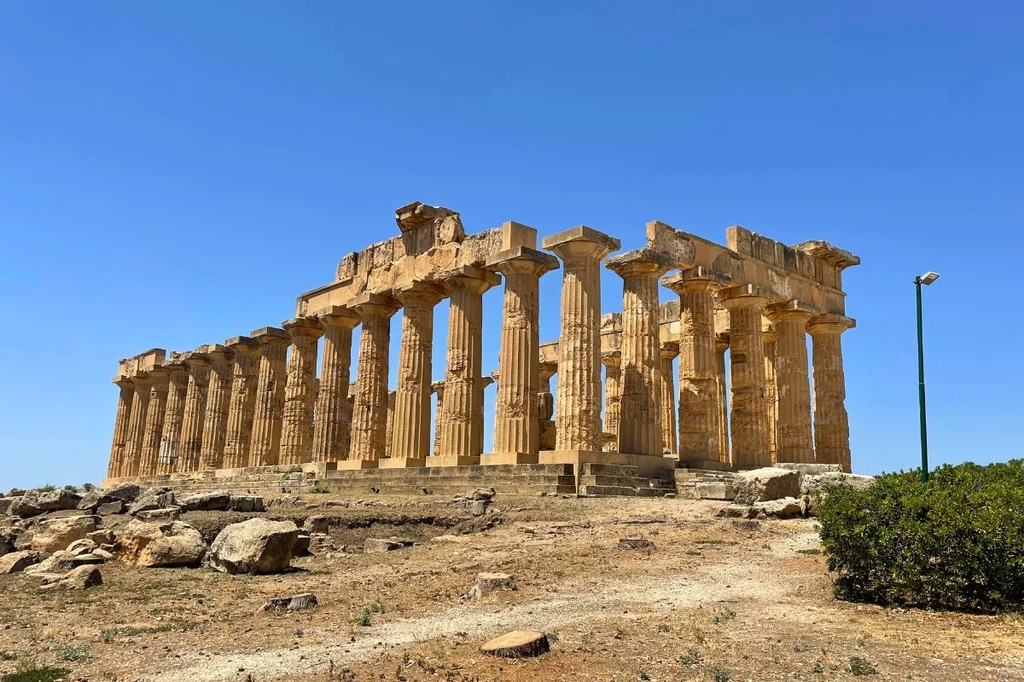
[919,271,940,285]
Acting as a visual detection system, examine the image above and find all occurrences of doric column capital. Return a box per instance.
[200,343,234,364]
[282,317,325,339]
[606,248,673,279]
[479,375,495,389]
[314,305,361,329]
[395,281,446,309]
[445,265,501,295]
[715,334,730,352]
[807,313,856,336]
[163,358,189,376]
[113,376,135,389]
[662,266,731,295]
[660,341,679,360]
[718,284,775,310]
[601,349,621,368]
[431,380,446,396]
[539,361,558,382]
[250,326,291,347]
[147,365,170,382]
[486,246,559,277]
[349,293,400,320]
[542,226,621,261]
[181,349,211,369]
[225,335,261,358]
[766,300,820,324]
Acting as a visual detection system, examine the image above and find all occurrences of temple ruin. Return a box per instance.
[104,202,858,496]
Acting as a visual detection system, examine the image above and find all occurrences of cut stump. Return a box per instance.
[480,630,550,658]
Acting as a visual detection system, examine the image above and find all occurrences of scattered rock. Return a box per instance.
[294,532,311,555]
[733,467,801,505]
[364,537,414,553]
[262,592,318,612]
[753,497,803,519]
[97,501,126,516]
[31,515,97,553]
[135,507,182,522]
[178,490,231,512]
[0,550,39,574]
[40,565,102,590]
[57,553,105,570]
[129,488,176,515]
[104,482,142,503]
[10,494,43,518]
[466,572,517,599]
[24,551,71,575]
[92,548,115,561]
[8,488,26,497]
[117,519,207,568]
[0,527,19,555]
[801,472,876,496]
[618,538,656,550]
[695,482,737,501]
[207,518,299,574]
[87,529,116,546]
[37,488,82,512]
[65,538,99,557]
[303,515,331,535]
[0,497,15,516]
[470,500,491,516]
[480,630,550,658]
[77,490,104,512]
[228,495,265,512]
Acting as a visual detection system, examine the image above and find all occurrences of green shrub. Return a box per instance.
[818,460,1024,612]
[2,660,70,682]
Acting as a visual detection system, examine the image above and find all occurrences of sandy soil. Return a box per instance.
[1,494,1022,682]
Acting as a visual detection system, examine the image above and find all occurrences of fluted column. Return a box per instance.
[607,250,671,456]
[437,269,500,462]
[312,307,360,462]
[542,227,620,452]
[767,302,817,463]
[222,336,262,469]
[477,376,493,457]
[659,342,679,455]
[487,246,558,458]
[199,345,234,470]
[279,318,324,465]
[121,372,153,477]
[248,327,290,466]
[601,351,621,452]
[808,313,856,471]
[349,294,400,461]
[177,352,210,473]
[715,335,730,463]
[720,285,772,468]
[763,327,778,463]
[384,390,396,457]
[138,366,170,476]
[157,360,189,473]
[431,381,445,456]
[107,377,134,479]
[391,283,445,463]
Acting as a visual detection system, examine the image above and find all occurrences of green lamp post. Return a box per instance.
[915,271,940,483]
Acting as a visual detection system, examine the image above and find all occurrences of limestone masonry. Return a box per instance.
[105,202,858,495]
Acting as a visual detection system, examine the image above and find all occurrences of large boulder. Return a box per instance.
[37,488,82,512]
[734,468,801,505]
[10,493,43,518]
[207,519,299,574]
[178,491,231,512]
[0,550,39,574]
[228,495,265,512]
[129,488,176,515]
[117,519,207,568]
[104,482,142,503]
[40,565,102,590]
[801,471,876,496]
[0,527,20,556]
[753,497,803,519]
[31,515,97,553]
[77,490,104,512]
[0,497,14,516]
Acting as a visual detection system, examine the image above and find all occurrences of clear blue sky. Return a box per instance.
[1,1,1021,489]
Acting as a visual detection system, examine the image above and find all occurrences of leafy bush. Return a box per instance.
[818,460,1024,612]
[2,660,70,682]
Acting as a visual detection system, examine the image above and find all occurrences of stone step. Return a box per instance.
[579,485,638,497]
[578,463,640,477]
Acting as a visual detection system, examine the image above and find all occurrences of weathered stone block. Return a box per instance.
[733,467,800,505]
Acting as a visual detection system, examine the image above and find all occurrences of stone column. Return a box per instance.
[107,377,134,479]
[431,381,445,456]
[248,327,290,466]
[542,227,620,452]
[349,294,400,461]
[486,246,558,459]
[437,268,500,463]
[222,336,262,469]
[763,326,778,463]
[157,360,189,473]
[538,361,557,451]
[659,341,679,455]
[720,285,772,468]
[477,376,494,457]
[177,352,210,473]
[121,372,153,478]
[767,302,817,463]
[138,366,170,476]
[384,390,396,457]
[199,345,234,470]
[312,307,360,463]
[715,335,730,463]
[807,314,856,471]
[664,269,728,464]
[391,283,445,464]
[279,317,324,465]
[607,250,671,456]
[601,351,621,452]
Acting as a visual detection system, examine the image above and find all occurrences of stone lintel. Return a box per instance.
[792,240,861,269]
[395,201,457,232]
[718,283,779,307]
[314,305,361,328]
[807,313,857,334]
[250,326,290,341]
[660,340,680,357]
[605,248,673,277]
[541,226,621,254]
[766,300,821,321]
[199,343,232,360]
[601,349,621,366]
[485,246,559,273]
[661,266,732,292]
[539,341,560,365]
[224,335,260,351]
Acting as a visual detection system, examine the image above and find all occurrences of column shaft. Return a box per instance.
[808,315,855,471]
[177,355,210,472]
[138,368,170,476]
[157,363,189,473]
[349,297,399,460]
[391,285,443,460]
[722,290,771,468]
[763,329,778,463]
[715,337,730,463]
[107,379,134,479]
[601,353,621,451]
[312,309,360,462]
[769,306,815,463]
[431,382,445,456]
[279,318,324,465]
[121,374,152,477]
[659,344,678,455]
[248,328,289,466]
[222,337,262,469]
[200,346,234,470]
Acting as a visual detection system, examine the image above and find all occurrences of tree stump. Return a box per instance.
[480,630,550,658]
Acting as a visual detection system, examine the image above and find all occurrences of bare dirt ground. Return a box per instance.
[2,494,1023,682]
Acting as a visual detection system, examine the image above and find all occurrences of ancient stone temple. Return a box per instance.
[105,202,858,496]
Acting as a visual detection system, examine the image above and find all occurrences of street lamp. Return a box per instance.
[915,271,940,482]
